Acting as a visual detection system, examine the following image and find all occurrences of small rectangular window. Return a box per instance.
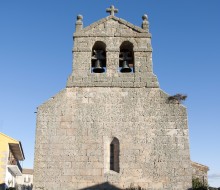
[110,144,114,170]
[110,137,119,172]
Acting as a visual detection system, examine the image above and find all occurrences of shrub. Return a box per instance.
[192,178,208,190]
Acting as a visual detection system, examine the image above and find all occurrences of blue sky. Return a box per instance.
[0,0,220,187]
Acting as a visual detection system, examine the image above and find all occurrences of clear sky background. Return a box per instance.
[0,0,219,187]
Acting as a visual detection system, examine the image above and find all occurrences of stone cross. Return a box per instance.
[106,5,118,16]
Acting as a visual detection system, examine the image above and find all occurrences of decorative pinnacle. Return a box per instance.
[75,14,83,32]
[77,15,83,21]
[142,14,149,31]
[106,5,118,16]
[142,14,148,21]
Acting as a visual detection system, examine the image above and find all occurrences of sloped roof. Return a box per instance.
[192,161,209,172]
[0,132,25,160]
[82,15,147,33]
[0,132,19,143]
[22,168,34,175]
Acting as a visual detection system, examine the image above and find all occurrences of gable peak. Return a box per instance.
[74,6,150,34]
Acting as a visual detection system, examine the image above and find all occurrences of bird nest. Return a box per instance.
[168,94,187,104]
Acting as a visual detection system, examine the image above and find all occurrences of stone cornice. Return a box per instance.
[83,16,146,32]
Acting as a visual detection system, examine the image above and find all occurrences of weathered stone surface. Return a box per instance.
[34,87,192,190]
[67,15,158,89]
[33,7,193,190]
[192,162,209,184]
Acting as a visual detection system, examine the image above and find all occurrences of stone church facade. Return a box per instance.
[33,6,205,190]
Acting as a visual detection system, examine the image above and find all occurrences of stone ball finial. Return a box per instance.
[142,14,148,21]
[142,14,149,31]
[76,14,83,32]
[77,14,83,21]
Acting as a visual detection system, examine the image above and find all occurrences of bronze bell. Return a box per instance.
[93,59,105,73]
[120,60,132,73]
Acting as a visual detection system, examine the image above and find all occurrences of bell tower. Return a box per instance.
[67,6,159,88]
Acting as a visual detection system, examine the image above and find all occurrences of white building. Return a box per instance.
[16,169,33,190]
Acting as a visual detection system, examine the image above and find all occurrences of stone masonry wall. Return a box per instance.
[33,13,192,190]
[33,87,192,190]
[192,162,209,185]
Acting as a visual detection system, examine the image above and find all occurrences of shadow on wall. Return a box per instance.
[79,182,121,190]
[79,182,193,190]
[0,183,5,190]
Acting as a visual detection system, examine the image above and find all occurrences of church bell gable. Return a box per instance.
[34,5,193,190]
[80,16,149,37]
[67,6,159,88]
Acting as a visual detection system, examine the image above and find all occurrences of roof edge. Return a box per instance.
[0,132,19,143]
[192,161,209,171]
[9,142,25,161]
[19,141,25,160]
[80,15,148,34]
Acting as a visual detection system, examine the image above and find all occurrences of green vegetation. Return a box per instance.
[192,178,208,190]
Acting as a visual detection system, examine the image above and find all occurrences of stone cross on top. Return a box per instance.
[106,5,118,16]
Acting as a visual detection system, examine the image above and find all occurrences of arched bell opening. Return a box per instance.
[91,41,106,73]
[119,41,134,73]
[110,137,120,173]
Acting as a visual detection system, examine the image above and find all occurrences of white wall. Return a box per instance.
[5,167,16,188]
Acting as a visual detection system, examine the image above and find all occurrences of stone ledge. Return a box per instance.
[74,33,151,38]
[66,82,159,88]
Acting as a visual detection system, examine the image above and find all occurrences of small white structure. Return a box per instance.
[16,169,34,190]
